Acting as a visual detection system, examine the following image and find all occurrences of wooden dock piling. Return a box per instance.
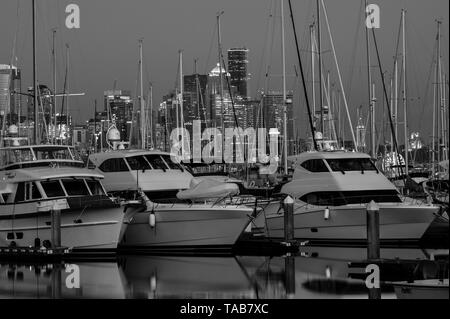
[283,196,295,242]
[366,200,380,260]
[366,200,381,299]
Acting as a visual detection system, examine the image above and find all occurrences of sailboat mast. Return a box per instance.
[437,20,444,167]
[281,0,288,174]
[179,50,185,154]
[310,24,316,126]
[316,0,324,134]
[32,0,38,144]
[402,9,408,175]
[364,0,374,157]
[150,84,153,148]
[139,39,145,149]
[65,44,70,146]
[52,29,57,144]
[217,11,224,132]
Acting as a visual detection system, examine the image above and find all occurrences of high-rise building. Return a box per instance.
[103,90,133,142]
[227,48,249,98]
[261,90,295,155]
[183,73,208,130]
[207,63,235,130]
[0,64,21,123]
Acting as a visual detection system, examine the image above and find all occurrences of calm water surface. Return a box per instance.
[0,247,447,299]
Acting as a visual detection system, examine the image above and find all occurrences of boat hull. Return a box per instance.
[263,202,439,242]
[392,280,449,299]
[0,202,126,250]
[120,204,253,248]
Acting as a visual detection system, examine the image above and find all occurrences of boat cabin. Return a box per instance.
[0,145,84,171]
[0,167,109,208]
[282,151,403,206]
[88,150,194,202]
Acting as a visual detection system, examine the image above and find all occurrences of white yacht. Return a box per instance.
[0,145,127,250]
[88,149,256,248]
[260,151,440,243]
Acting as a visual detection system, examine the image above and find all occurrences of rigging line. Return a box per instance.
[265,0,278,95]
[371,27,405,180]
[288,0,318,151]
[345,0,364,98]
[203,19,217,75]
[130,56,141,145]
[255,0,276,94]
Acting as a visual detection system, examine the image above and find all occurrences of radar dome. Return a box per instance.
[8,124,18,135]
[107,127,121,142]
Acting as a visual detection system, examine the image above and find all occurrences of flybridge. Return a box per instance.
[0,145,84,170]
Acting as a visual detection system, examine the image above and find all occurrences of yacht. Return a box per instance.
[0,145,127,250]
[259,151,441,243]
[88,149,256,249]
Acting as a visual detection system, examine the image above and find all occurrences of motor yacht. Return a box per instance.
[0,145,127,250]
[88,149,256,249]
[259,151,441,243]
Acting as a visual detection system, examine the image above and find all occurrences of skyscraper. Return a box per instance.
[103,90,133,142]
[227,48,249,98]
[208,63,234,130]
[261,90,294,154]
[0,64,21,125]
[183,73,208,129]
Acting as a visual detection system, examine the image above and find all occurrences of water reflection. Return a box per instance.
[0,262,126,298]
[0,247,446,299]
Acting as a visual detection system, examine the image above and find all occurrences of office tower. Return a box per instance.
[227,48,249,98]
[261,90,294,154]
[207,63,234,130]
[103,90,133,142]
[0,64,21,124]
[183,73,208,130]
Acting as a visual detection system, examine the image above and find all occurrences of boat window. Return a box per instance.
[86,179,106,196]
[33,147,72,161]
[69,148,83,161]
[300,159,329,173]
[300,190,401,206]
[98,158,129,172]
[61,179,90,196]
[29,182,42,200]
[144,155,168,170]
[14,182,25,202]
[0,148,34,166]
[126,156,152,171]
[14,182,41,202]
[41,180,66,198]
[326,158,377,172]
[161,155,183,170]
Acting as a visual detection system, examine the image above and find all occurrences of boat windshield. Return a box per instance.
[61,179,90,196]
[161,155,184,170]
[33,146,73,161]
[0,148,34,166]
[300,190,402,206]
[126,155,152,171]
[326,158,377,172]
[144,154,168,170]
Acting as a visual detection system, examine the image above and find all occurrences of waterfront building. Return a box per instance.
[227,48,249,98]
[103,90,133,142]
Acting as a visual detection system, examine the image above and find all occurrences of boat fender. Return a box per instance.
[325,266,332,278]
[149,209,156,228]
[150,273,157,292]
[324,208,330,220]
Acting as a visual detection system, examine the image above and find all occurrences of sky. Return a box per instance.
[0,0,448,143]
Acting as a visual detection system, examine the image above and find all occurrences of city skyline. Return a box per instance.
[0,0,448,143]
